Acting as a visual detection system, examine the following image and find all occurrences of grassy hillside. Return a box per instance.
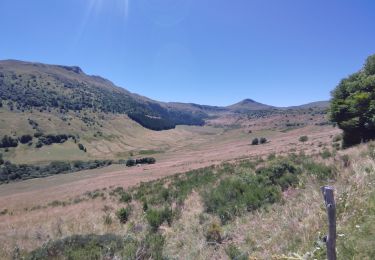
[0,60,206,131]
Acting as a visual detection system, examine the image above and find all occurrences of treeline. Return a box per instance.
[0,160,113,184]
[0,133,77,149]
[35,134,76,148]
[0,67,207,130]
[0,157,156,184]
[128,107,205,131]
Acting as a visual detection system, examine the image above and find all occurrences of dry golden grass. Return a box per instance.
[0,112,346,259]
[0,140,373,259]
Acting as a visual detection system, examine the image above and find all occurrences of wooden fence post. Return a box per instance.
[321,186,337,260]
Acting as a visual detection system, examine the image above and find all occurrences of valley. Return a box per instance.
[0,59,373,259]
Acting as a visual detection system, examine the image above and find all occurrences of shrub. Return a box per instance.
[320,148,332,159]
[34,132,43,138]
[19,134,33,144]
[256,160,300,191]
[333,134,342,143]
[35,140,43,148]
[143,233,165,260]
[0,153,3,165]
[119,192,132,203]
[161,206,173,226]
[251,138,259,145]
[146,209,164,231]
[145,207,173,231]
[126,157,156,167]
[203,173,281,223]
[206,222,222,244]
[28,234,131,259]
[299,135,308,142]
[341,154,351,168]
[259,137,267,144]
[142,200,148,212]
[303,161,336,180]
[78,143,86,152]
[226,244,248,260]
[0,135,18,148]
[126,159,136,167]
[103,214,112,225]
[116,206,132,224]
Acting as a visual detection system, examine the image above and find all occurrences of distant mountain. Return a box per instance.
[227,99,329,112]
[227,99,275,112]
[0,60,206,130]
[285,101,330,110]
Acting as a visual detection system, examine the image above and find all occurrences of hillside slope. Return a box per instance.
[0,60,205,131]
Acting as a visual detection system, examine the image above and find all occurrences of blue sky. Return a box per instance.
[1,0,375,106]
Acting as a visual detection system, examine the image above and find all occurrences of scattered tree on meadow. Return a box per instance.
[19,134,33,144]
[299,136,308,143]
[251,138,259,145]
[330,54,375,147]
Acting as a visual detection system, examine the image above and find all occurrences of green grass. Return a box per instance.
[138,149,164,155]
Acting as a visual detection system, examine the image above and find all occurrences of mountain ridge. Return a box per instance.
[0,60,329,130]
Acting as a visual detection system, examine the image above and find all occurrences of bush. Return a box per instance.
[19,134,33,144]
[0,135,18,148]
[28,234,131,259]
[146,209,164,231]
[303,161,336,180]
[259,137,267,144]
[78,143,86,152]
[146,207,173,231]
[251,138,259,145]
[206,222,222,244]
[143,233,165,260]
[103,214,112,225]
[126,159,136,167]
[35,140,43,148]
[299,136,308,142]
[116,206,132,224]
[330,54,375,147]
[320,148,332,159]
[0,153,3,165]
[257,160,300,191]
[333,134,342,143]
[119,192,132,203]
[34,132,43,138]
[203,173,281,224]
[126,157,156,167]
[341,154,351,168]
[226,244,248,260]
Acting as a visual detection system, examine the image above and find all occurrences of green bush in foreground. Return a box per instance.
[203,173,281,224]
[146,207,173,231]
[27,234,129,260]
[116,206,132,224]
[119,191,132,203]
[256,159,300,191]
